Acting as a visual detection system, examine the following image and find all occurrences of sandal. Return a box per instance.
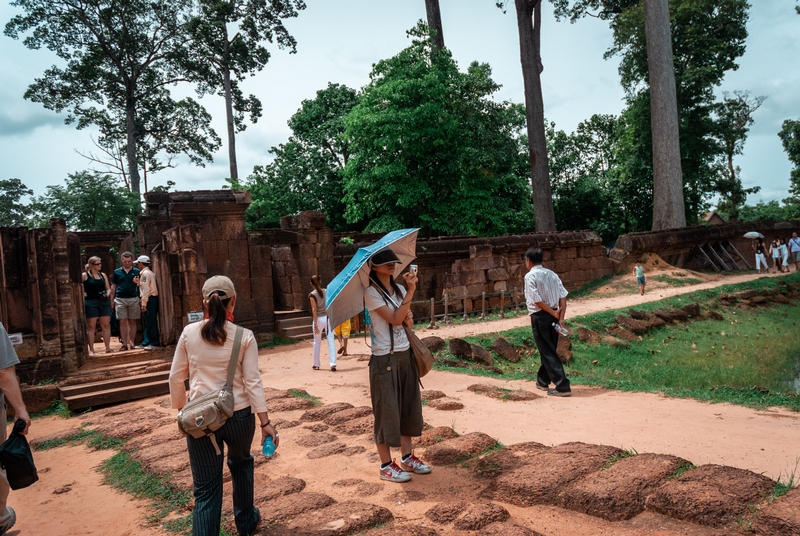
[312,366,320,370]
[330,366,337,372]
[119,345,129,352]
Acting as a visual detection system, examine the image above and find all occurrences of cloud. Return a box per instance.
[0,106,66,138]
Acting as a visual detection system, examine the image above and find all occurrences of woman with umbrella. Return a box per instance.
[363,249,431,483]
[753,237,768,274]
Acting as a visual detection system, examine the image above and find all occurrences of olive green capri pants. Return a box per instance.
[368,349,424,447]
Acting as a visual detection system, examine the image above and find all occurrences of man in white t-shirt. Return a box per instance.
[789,232,800,271]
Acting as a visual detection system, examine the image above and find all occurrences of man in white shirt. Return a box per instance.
[789,232,800,272]
[524,247,571,396]
[136,255,159,348]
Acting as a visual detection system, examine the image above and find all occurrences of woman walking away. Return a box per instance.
[769,238,781,274]
[82,256,112,355]
[779,238,790,273]
[364,249,430,483]
[754,238,767,274]
[169,276,277,536]
[309,275,337,372]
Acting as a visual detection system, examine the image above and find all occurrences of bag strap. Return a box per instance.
[224,325,245,391]
[374,285,397,354]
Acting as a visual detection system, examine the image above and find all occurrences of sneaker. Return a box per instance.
[0,507,16,536]
[547,389,572,397]
[535,382,549,391]
[399,454,432,475]
[379,461,412,483]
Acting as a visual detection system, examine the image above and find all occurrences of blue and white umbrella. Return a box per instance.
[325,228,419,328]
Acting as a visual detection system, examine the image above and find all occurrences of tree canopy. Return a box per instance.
[0,179,34,227]
[778,119,800,220]
[341,23,534,235]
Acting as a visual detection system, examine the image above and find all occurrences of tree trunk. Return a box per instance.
[643,0,686,231]
[223,66,238,181]
[514,0,556,232]
[125,83,141,194]
[425,0,445,50]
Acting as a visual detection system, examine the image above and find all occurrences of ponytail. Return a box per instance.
[311,275,324,295]
[201,292,231,345]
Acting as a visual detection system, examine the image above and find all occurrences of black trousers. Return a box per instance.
[530,311,571,392]
[186,407,258,536]
[141,295,160,346]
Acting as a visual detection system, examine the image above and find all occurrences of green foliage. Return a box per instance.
[4,0,220,191]
[738,200,788,222]
[30,400,72,420]
[0,178,34,227]
[651,274,702,287]
[288,389,322,407]
[342,23,535,236]
[244,83,358,230]
[100,451,192,521]
[778,119,800,219]
[257,336,299,349]
[30,171,141,231]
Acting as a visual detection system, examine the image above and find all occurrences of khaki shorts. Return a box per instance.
[794,251,800,262]
[368,349,423,447]
[115,296,141,320]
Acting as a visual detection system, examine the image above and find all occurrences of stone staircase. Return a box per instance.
[60,347,173,410]
[276,310,314,340]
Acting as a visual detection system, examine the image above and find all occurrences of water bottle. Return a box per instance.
[262,435,276,458]
[552,322,569,337]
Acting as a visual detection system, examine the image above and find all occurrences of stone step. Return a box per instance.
[70,358,170,377]
[276,316,313,330]
[61,376,171,410]
[281,325,314,340]
[60,371,171,397]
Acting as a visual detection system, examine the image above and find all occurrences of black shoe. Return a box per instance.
[242,507,260,536]
[535,382,549,391]
[547,389,572,397]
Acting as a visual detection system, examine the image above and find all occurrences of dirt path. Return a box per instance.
[11,270,798,535]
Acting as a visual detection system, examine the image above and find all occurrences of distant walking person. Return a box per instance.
[524,247,571,397]
[634,259,646,296]
[779,238,789,273]
[334,318,351,356]
[769,238,781,274]
[0,322,31,536]
[788,232,800,272]
[169,276,276,536]
[82,256,112,355]
[753,238,768,274]
[136,255,160,349]
[110,251,140,351]
[309,275,337,372]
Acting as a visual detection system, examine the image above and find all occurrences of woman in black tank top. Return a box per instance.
[82,256,112,354]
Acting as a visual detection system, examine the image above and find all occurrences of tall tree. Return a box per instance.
[0,179,33,227]
[5,0,218,194]
[343,23,535,235]
[712,91,765,221]
[425,0,445,50]
[183,0,305,180]
[497,0,557,231]
[779,119,800,220]
[642,0,684,230]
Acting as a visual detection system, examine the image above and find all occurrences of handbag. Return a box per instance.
[177,325,244,451]
[404,325,434,378]
[0,419,38,490]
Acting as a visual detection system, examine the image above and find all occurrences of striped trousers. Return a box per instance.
[186,407,258,536]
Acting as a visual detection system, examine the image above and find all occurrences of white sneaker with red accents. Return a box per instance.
[399,454,432,474]
[379,461,412,483]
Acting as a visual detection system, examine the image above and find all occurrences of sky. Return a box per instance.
[1,1,798,207]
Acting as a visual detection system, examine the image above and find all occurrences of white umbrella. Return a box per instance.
[743,232,764,239]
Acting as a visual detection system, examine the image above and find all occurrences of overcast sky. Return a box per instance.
[1,1,798,207]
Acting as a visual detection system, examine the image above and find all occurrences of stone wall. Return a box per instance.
[611,221,800,270]
[0,219,86,383]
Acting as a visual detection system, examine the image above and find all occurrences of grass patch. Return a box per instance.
[481,439,505,455]
[100,451,192,522]
[432,273,800,412]
[652,274,702,286]
[259,336,299,349]
[288,389,322,407]
[35,428,126,451]
[30,400,73,420]
[604,448,638,468]
[771,462,798,501]
[670,461,696,480]
[569,274,614,300]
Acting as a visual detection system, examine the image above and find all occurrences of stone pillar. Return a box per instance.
[51,219,79,372]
